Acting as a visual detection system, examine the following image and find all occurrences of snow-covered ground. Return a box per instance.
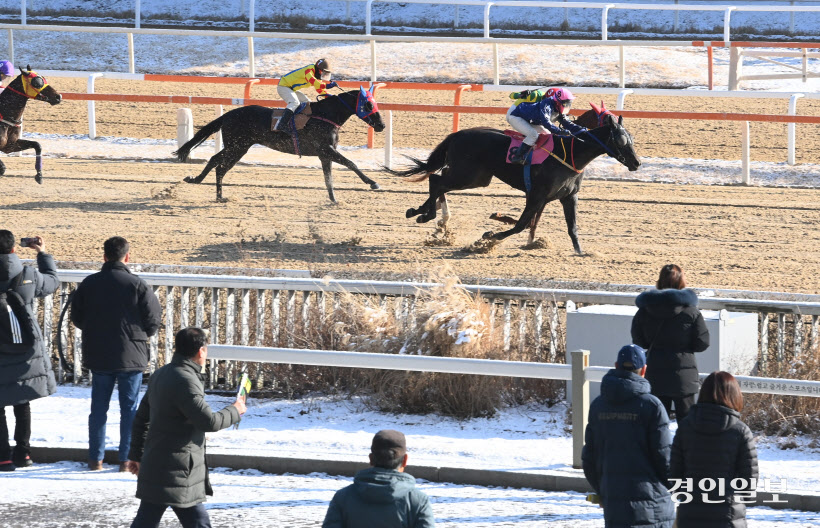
[14,386,820,494]
[2,462,818,528]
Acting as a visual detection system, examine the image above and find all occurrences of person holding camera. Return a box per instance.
[70,236,162,471]
[0,230,59,471]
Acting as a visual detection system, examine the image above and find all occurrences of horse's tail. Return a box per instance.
[382,132,454,182]
[173,113,228,162]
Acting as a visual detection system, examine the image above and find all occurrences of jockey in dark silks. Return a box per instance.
[506,87,587,164]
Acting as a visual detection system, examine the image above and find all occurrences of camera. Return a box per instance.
[20,237,38,248]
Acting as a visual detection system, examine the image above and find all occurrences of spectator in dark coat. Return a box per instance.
[70,236,162,471]
[582,344,675,528]
[670,371,758,528]
[126,327,246,528]
[631,264,709,420]
[0,231,59,471]
[323,429,435,528]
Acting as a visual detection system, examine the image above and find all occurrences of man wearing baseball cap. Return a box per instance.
[322,429,435,528]
[581,344,675,528]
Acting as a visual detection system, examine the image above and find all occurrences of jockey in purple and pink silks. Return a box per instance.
[275,58,337,133]
[506,87,587,164]
[0,60,14,86]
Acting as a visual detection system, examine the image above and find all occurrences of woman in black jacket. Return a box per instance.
[631,264,709,420]
[670,371,758,528]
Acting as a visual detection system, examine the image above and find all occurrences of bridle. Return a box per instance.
[580,121,630,166]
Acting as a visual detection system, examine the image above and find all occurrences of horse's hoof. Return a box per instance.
[482,231,494,239]
[35,173,43,185]
[183,177,195,184]
[216,197,228,203]
[489,213,500,220]
[417,215,434,224]
[370,182,380,190]
[406,208,416,219]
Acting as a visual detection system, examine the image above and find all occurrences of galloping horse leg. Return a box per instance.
[183,149,227,185]
[483,193,547,242]
[5,139,44,184]
[528,203,547,245]
[437,195,450,226]
[318,146,380,190]
[319,156,337,203]
[213,144,251,202]
[560,193,583,254]
[416,174,450,223]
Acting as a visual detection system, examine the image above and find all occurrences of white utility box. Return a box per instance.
[566,304,759,401]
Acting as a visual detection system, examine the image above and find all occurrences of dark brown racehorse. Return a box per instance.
[0,66,62,184]
[175,87,384,203]
[384,105,639,254]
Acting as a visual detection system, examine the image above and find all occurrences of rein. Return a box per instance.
[549,136,582,173]
[2,85,37,100]
[581,127,626,164]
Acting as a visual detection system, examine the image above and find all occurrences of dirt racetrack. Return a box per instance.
[2,77,819,293]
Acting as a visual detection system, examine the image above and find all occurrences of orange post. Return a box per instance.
[243,79,261,101]
[367,83,388,149]
[452,85,472,133]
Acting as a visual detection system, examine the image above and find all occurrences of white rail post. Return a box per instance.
[723,7,735,44]
[127,33,135,74]
[564,0,569,27]
[135,0,141,29]
[7,29,13,65]
[454,5,459,29]
[248,37,256,78]
[741,121,750,185]
[673,0,679,33]
[177,108,194,151]
[370,40,377,83]
[618,45,625,88]
[493,43,499,85]
[728,47,742,91]
[249,0,255,32]
[787,94,804,166]
[384,110,393,169]
[616,88,632,110]
[346,1,351,22]
[87,73,104,139]
[366,0,373,35]
[571,349,590,469]
[601,5,614,41]
[215,105,224,154]
[483,3,493,38]
[20,0,25,25]
[790,0,795,34]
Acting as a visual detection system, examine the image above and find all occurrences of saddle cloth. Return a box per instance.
[271,102,313,131]
[503,130,555,165]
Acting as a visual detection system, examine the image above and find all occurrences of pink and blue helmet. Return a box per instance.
[550,87,575,114]
[0,60,14,77]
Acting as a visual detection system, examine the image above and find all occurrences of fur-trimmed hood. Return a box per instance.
[635,288,699,319]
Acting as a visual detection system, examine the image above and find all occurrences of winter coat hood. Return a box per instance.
[686,402,741,436]
[636,288,699,319]
[600,368,651,404]
[0,253,23,288]
[353,467,418,504]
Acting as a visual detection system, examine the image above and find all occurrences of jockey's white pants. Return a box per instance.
[506,105,548,146]
[278,85,310,112]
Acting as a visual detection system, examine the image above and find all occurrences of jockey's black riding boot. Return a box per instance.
[277,109,294,132]
[510,143,533,164]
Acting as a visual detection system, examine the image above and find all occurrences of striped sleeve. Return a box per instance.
[305,68,328,95]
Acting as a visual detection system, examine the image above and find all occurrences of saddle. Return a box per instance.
[271,102,314,131]
[503,130,555,165]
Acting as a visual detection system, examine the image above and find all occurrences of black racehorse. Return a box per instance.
[175,87,385,202]
[0,66,62,184]
[385,107,640,254]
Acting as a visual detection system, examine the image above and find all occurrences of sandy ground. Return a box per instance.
[2,77,819,293]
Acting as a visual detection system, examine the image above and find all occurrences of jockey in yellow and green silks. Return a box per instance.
[276,58,337,132]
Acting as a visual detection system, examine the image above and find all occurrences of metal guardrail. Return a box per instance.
[207,346,820,469]
[39,269,820,390]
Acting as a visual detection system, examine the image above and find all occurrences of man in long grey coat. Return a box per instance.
[126,327,246,527]
[323,429,435,528]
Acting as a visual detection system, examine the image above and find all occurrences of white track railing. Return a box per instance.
[39,270,820,392]
[205,345,820,469]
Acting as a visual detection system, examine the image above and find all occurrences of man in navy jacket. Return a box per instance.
[71,236,161,471]
[582,344,675,528]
